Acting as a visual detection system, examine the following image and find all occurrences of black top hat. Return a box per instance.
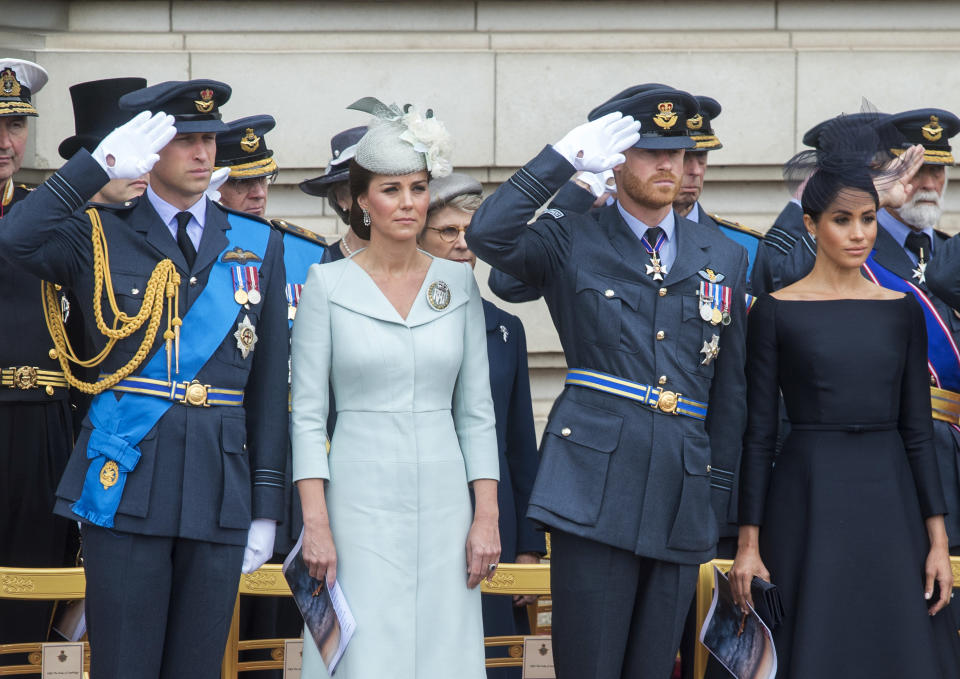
[688,96,722,150]
[118,79,231,134]
[299,126,368,197]
[887,108,960,166]
[0,58,48,118]
[590,87,698,150]
[58,77,148,160]
[215,115,277,178]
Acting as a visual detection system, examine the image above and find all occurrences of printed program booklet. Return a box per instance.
[700,566,777,679]
[282,529,356,675]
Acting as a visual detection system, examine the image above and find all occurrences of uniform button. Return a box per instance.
[54,284,62,291]
[658,287,667,297]
[131,288,140,295]
[45,385,54,396]
[48,348,58,360]
[560,427,572,437]
[658,375,667,385]
[656,330,665,340]
[242,443,247,451]
[604,289,615,298]
[124,201,132,207]
[189,276,198,287]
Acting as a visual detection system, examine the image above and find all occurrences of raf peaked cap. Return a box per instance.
[0,58,48,117]
[887,108,960,166]
[299,125,368,197]
[58,77,148,159]
[590,87,698,150]
[216,114,278,179]
[119,79,231,133]
[588,83,671,120]
[689,96,722,150]
[428,172,483,211]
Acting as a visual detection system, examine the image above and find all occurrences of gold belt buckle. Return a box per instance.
[657,390,679,414]
[12,366,38,390]
[180,380,211,407]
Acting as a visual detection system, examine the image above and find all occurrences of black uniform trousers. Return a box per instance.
[550,529,698,679]
[81,526,243,679]
[0,401,79,648]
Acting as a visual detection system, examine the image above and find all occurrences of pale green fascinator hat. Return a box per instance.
[347,97,453,178]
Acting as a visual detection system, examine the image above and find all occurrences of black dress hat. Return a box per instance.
[0,58,48,117]
[688,96,722,151]
[590,87,698,150]
[215,115,277,178]
[118,79,231,134]
[588,83,670,122]
[58,77,148,160]
[299,126,368,197]
[886,108,960,166]
[802,111,890,150]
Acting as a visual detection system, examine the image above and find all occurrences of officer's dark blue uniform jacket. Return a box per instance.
[694,207,762,290]
[751,201,804,296]
[467,147,748,565]
[0,151,288,547]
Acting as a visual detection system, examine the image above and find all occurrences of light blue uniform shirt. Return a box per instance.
[147,185,207,251]
[878,208,935,266]
[616,201,677,272]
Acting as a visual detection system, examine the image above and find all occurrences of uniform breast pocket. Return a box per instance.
[677,294,721,378]
[109,272,151,319]
[575,268,646,353]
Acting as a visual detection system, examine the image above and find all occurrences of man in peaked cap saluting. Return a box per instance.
[0,56,81,663]
[0,79,288,679]
[467,88,749,679]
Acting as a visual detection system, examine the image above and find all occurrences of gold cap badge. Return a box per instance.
[653,101,678,130]
[0,68,22,97]
[240,127,261,153]
[687,114,703,130]
[922,115,943,142]
[195,88,214,113]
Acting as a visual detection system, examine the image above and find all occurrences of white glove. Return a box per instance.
[551,112,640,173]
[241,518,277,574]
[577,169,617,198]
[92,111,176,180]
[205,167,232,202]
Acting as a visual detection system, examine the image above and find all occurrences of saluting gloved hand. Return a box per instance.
[241,518,277,574]
[575,169,617,198]
[92,110,176,180]
[551,112,641,173]
[205,167,232,203]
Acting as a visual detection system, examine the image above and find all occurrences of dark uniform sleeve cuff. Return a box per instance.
[506,146,577,205]
[252,469,286,522]
[43,149,111,213]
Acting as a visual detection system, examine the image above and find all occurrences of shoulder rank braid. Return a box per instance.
[42,207,184,394]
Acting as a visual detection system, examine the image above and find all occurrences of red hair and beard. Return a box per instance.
[618,163,680,210]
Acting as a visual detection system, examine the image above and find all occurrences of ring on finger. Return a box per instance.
[488,563,498,573]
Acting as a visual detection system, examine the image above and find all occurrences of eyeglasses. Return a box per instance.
[226,172,278,192]
[425,225,468,242]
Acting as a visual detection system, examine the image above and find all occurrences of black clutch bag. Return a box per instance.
[750,576,783,629]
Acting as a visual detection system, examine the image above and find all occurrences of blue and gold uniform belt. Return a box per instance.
[564,369,708,421]
[106,375,244,407]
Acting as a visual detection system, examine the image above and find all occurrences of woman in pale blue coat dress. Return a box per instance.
[291,99,501,679]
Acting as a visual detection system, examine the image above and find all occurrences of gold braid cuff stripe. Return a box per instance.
[222,157,278,179]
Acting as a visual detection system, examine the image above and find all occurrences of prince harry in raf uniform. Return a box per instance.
[467,87,748,679]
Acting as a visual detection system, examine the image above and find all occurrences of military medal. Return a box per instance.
[912,247,928,286]
[99,460,119,490]
[641,230,668,282]
[286,283,303,321]
[700,334,721,366]
[234,314,258,358]
[231,265,262,305]
[426,280,451,310]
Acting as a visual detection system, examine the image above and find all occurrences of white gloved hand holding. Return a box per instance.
[552,112,641,173]
[241,518,277,574]
[576,169,617,198]
[205,167,231,202]
[92,111,176,180]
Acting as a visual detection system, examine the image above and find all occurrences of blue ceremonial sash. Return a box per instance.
[862,254,960,392]
[72,212,270,527]
[716,224,761,281]
[282,233,326,329]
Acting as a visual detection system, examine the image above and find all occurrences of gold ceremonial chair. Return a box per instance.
[220,562,552,676]
[692,557,960,679]
[0,566,89,677]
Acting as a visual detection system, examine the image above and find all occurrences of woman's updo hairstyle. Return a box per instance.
[785,109,907,223]
[344,96,454,241]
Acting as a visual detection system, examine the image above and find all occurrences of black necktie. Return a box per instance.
[904,231,932,263]
[645,226,663,248]
[175,211,197,270]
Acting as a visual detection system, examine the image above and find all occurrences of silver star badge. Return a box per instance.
[912,260,927,285]
[234,314,258,359]
[646,253,668,282]
[700,334,720,366]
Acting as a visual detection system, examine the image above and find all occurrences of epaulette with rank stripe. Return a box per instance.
[708,213,763,238]
[270,218,328,247]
